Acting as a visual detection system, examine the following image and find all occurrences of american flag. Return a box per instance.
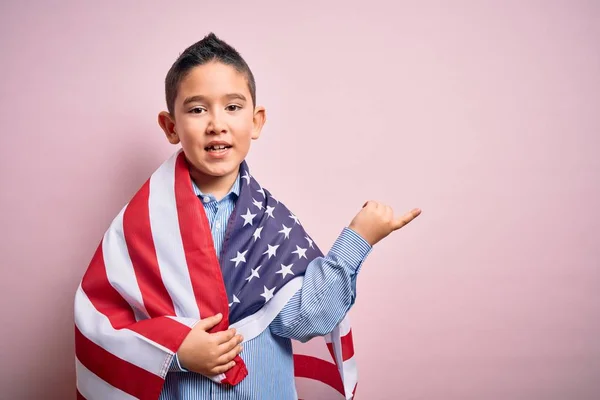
[74,149,357,399]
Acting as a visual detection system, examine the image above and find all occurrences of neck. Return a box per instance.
[190,165,239,201]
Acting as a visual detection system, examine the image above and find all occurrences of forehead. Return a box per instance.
[177,62,250,101]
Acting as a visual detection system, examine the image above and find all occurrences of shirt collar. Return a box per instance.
[191,172,241,200]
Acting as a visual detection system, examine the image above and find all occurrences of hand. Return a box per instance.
[349,201,421,246]
[177,313,244,376]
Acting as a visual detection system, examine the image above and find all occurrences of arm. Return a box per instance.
[270,202,422,342]
[270,227,371,342]
[170,226,368,370]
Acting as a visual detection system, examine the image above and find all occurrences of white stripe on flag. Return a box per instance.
[103,206,148,321]
[325,315,357,399]
[337,315,352,337]
[76,358,138,400]
[148,153,200,319]
[341,356,358,398]
[74,286,171,376]
[230,276,303,342]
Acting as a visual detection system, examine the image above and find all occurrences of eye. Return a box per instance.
[226,104,242,112]
[189,107,206,114]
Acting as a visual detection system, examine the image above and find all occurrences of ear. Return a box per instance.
[158,111,180,144]
[251,106,266,140]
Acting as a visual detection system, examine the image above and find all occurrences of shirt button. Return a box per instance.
[215,222,221,229]
[203,196,210,203]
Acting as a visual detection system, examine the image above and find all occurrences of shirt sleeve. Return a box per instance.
[270,227,372,342]
[168,352,189,373]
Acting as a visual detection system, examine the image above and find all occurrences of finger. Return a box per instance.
[195,313,223,331]
[216,344,243,365]
[210,360,237,375]
[212,328,237,345]
[217,334,243,354]
[392,208,421,230]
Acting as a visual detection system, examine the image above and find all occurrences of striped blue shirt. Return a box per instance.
[159,173,371,399]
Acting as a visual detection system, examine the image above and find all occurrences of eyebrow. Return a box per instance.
[182,93,247,105]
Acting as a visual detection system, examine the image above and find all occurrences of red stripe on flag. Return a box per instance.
[81,242,190,353]
[326,329,355,366]
[76,390,85,400]
[341,329,355,361]
[174,153,247,384]
[326,342,336,364]
[127,316,192,353]
[174,153,229,321]
[124,180,177,317]
[75,326,164,400]
[294,354,345,395]
[81,244,138,329]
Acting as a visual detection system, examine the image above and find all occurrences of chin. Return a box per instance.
[200,162,240,178]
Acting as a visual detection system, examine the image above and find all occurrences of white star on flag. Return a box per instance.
[305,236,314,248]
[252,226,263,242]
[289,213,301,225]
[241,208,256,226]
[260,286,275,302]
[292,245,307,259]
[257,186,265,197]
[242,171,251,185]
[230,250,248,267]
[279,224,292,239]
[265,205,276,219]
[228,295,240,307]
[245,265,262,282]
[276,263,294,279]
[252,198,263,210]
[263,244,279,259]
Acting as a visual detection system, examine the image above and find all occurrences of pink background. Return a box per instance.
[1,1,599,399]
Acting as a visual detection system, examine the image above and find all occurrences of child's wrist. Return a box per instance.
[347,224,375,246]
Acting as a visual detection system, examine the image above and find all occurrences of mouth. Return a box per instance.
[204,144,233,153]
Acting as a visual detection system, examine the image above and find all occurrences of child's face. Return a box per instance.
[159,61,265,182]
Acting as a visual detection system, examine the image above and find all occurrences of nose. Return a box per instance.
[206,110,227,135]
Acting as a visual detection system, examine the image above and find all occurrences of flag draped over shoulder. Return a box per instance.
[74,149,357,399]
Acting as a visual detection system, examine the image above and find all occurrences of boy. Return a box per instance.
[74,33,420,400]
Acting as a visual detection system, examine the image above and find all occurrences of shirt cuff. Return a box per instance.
[169,352,189,373]
[329,227,372,273]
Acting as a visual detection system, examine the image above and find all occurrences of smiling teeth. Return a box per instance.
[208,145,228,151]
